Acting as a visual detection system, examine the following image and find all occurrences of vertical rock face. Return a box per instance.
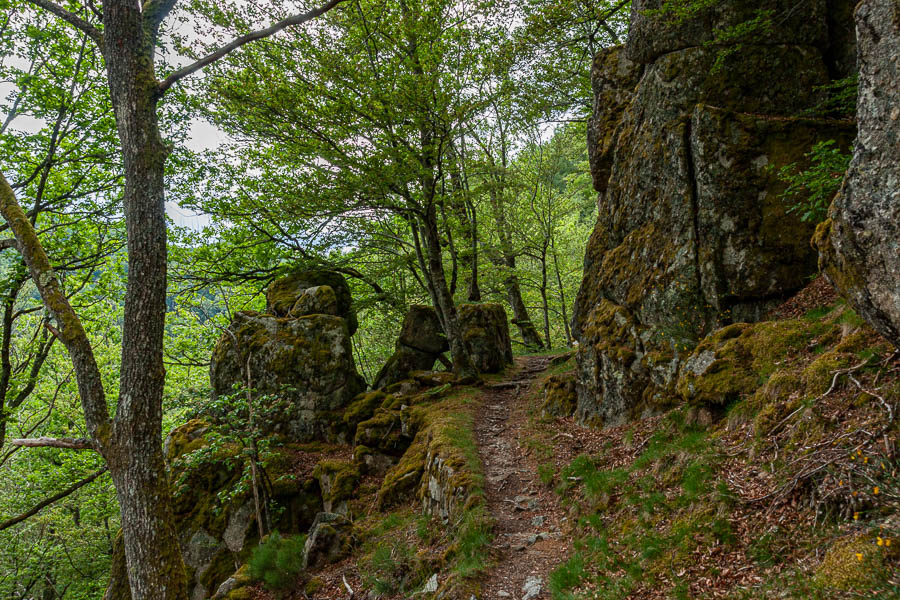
[573,0,858,427]
[816,0,900,347]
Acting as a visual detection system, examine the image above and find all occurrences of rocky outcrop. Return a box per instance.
[374,305,449,389]
[106,431,325,600]
[458,303,513,373]
[573,1,858,427]
[816,0,900,347]
[210,272,366,442]
[109,271,369,600]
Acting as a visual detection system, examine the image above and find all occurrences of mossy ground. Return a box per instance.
[519,289,898,599]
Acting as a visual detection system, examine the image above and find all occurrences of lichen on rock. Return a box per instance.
[572,0,861,428]
[457,303,513,374]
[816,0,900,347]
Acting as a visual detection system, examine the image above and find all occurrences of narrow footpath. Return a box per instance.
[474,356,568,600]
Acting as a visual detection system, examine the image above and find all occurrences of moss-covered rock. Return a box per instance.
[572,1,859,429]
[541,372,577,418]
[815,533,890,590]
[677,321,815,407]
[377,431,428,509]
[816,0,900,348]
[302,512,355,569]
[266,269,358,334]
[289,284,339,318]
[575,300,680,428]
[343,391,389,435]
[374,305,450,390]
[626,0,830,65]
[458,303,513,373]
[313,460,360,515]
[354,408,410,456]
[209,311,366,442]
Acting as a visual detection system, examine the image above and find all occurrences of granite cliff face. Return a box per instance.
[816,0,900,347]
[573,0,858,427]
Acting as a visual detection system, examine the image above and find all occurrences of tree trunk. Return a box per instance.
[486,187,543,350]
[101,3,188,598]
[419,204,477,381]
[107,443,186,600]
[446,141,480,301]
[539,246,551,349]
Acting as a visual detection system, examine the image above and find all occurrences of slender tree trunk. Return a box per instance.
[485,185,543,350]
[446,140,480,301]
[550,238,573,345]
[0,271,25,448]
[465,197,480,302]
[419,203,477,381]
[540,246,551,350]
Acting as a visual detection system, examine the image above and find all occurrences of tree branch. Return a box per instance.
[156,0,347,97]
[0,238,20,252]
[0,170,110,449]
[23,0,102,44]
[0,468,107,531]
[142,0,178,30]
[8,436,95,450]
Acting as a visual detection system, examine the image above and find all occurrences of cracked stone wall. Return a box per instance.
[572,0,858,427]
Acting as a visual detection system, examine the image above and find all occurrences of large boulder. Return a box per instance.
[458,303,513,373]
[816,0,900,347]
[266,269,358,334]
[572,1,859,428]
[374,305,449,389]
[210,311,366,441]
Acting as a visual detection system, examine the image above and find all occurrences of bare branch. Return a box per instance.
[9,436,95,450]
[0,468,107,531]
[0,238,20,252]
[156,0,347,97]
[23,0,102,44]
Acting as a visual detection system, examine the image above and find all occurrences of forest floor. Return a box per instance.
[247,279,899,600]
[474,355,568,600]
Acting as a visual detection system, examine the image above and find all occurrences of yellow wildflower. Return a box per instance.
[873,486,880,495]
[855,553,863,561]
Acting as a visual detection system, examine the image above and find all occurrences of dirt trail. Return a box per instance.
[475,355,568,600]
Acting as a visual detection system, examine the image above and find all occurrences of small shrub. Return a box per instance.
[248,531,307,590]
[775,140,851,224]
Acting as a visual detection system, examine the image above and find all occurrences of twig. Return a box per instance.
[342,574,355,599]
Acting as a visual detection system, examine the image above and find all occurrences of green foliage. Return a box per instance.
[775,140,851,224]
[802,76,859,119]
[549,552,587,598]
[248,531,307,590]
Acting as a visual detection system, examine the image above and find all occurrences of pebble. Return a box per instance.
[522,576,543,600]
